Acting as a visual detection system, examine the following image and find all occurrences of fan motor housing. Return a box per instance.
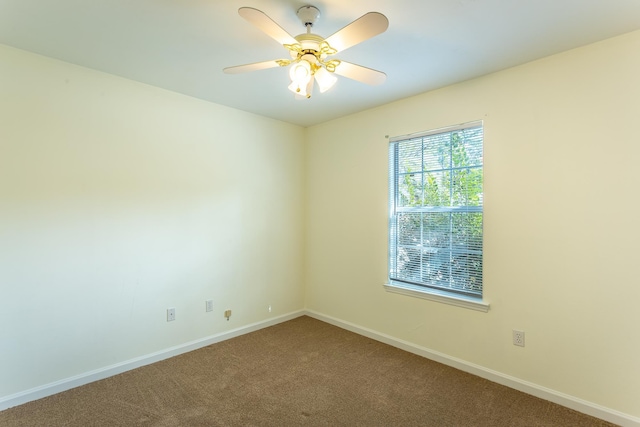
[289,34,325,60]
[295,34,323,50]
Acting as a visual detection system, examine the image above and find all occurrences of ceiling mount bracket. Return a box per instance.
[296,5,320,28]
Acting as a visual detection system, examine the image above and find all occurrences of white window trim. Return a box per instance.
[387,120,488,313]
[384,281,490,312]
[388,121,483,143]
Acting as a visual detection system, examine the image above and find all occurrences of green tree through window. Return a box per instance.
[389,122,483,297]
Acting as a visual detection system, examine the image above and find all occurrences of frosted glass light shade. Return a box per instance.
[314,67,337,93]
[289,74,314,98]
[289,60,312,85]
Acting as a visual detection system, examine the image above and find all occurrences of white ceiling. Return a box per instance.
[2,0,640,127]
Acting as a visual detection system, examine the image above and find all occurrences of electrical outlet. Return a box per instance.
[268,305,272,313]
[513,330,525,347]
[206,300,213,312]
[167,307,176,322]
[224,309,232,321]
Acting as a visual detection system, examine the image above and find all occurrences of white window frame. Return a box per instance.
[386,121,489,312]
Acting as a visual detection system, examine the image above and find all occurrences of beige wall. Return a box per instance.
[305,30,640,417]
[0,45,305,397]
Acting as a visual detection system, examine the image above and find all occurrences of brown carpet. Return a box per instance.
[0,316,615,426]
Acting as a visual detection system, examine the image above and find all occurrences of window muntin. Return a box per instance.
[389,122,483,298]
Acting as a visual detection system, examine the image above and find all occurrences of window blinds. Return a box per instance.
[389,122,483,297]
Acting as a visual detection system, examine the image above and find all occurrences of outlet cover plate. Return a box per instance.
[513,330,525,347]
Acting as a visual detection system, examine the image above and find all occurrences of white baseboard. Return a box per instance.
[304,309,640,427]
[0,310,305,412]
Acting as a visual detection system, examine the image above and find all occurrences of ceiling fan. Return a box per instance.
[223,5,389,99]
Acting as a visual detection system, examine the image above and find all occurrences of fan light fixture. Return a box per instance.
[223,5,389,99]
[286,54,338,98]
[283,7,338,98]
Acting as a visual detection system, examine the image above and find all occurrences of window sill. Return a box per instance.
[384,282,490,313]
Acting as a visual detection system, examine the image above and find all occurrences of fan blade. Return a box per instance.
[238,7,298,46]
[334,61,386,86]
[223,60,287,74]
[325,12,389,53]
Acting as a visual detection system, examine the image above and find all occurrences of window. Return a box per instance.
[387,121,486,310]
